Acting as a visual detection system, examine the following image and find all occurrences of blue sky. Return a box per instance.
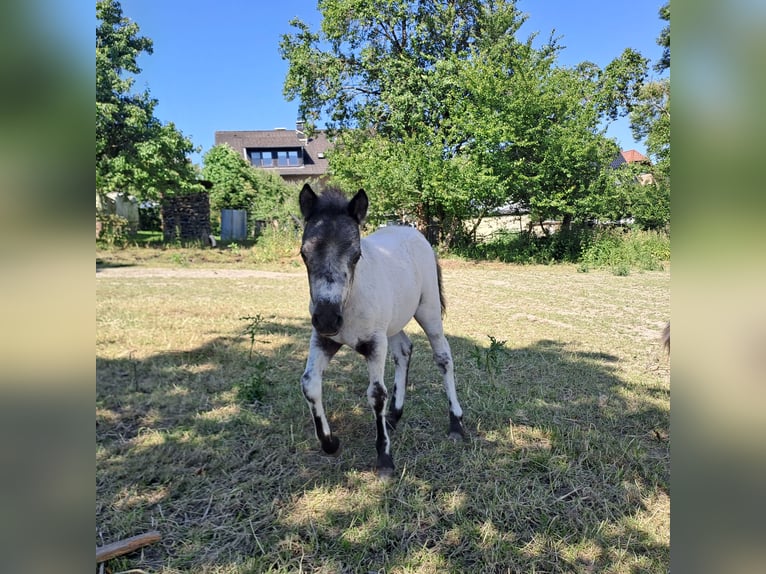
[117,0,668,166]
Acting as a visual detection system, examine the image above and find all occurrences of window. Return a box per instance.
[278,149,302,166]
[247,148,302,168]
[248,150,273,167]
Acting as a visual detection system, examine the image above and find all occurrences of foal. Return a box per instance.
[298,184,465,477]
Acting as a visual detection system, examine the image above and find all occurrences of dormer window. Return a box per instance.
[247,147,303,168]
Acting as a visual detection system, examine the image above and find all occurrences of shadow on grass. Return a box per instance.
[97,317,669,573]
[96,259,137,271]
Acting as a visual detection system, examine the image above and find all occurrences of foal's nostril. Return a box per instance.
[312,307,343,335]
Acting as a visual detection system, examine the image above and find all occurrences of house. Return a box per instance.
[215,122,333,185]
[610,149,655,185]
[610,149,650,169]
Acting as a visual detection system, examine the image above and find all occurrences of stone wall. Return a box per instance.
[162,192,211,242]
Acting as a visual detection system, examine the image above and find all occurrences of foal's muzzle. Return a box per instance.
[312,301,343,336]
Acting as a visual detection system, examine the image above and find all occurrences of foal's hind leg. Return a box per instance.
[386,331,412,430]
[301,331,342,454]
[415,308,465,439]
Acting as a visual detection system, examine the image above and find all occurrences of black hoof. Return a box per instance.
[386,408,404,430]
[448,412,466,440]
[320,435,340,455]
[375,453,395,479]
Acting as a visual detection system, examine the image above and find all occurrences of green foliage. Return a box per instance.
[202,144,298,228]
[584,163,670,230]
[240,314,265,360]
[632,176,670,230]
[630,79,670,176]
[612,263,630,276]
[247,227,302,265]
[631,4,670,175]
[281,1,655,244]
[138,204,161,231]
[458,227,593,264]
[457,226,669,271]
[96,0,201,201]
[470,335,509,382]
[656,2,670,73]
[581,229,670,271]
[96,214,131,247]
[202,144,257,211]
[237,314,269,403]
[235,358,269,404]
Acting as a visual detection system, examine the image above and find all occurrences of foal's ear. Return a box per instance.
[299,183,317,219]
[348,189,368,224]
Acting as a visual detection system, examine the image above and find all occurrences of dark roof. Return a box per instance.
[610,149,650,169]
[214,129,332,177]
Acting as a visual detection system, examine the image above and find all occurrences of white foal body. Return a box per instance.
[298,185,464,477]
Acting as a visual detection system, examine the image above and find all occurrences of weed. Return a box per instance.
[249,227,301,264]
[471,335,509,382]
[169,252,188,266]
[235,358,269,404]
[612,263,630,276]
[240,314,265,359]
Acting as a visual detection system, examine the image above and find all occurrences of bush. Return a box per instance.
[248,226,301,265]
[455,226,592,264]
[581,228,670,271]
[632,179,670,230]
[455,226,669,271]
[96,214,131,247]
[138,204,162,231]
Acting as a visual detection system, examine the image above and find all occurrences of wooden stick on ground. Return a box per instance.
[96,531,161,563]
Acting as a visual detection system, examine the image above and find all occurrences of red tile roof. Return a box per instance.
[610,149,650,168]
[621,149,648,163]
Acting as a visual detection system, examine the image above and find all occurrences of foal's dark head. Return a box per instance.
[299,184,368,336]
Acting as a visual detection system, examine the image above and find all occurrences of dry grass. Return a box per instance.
[97,249,670,573]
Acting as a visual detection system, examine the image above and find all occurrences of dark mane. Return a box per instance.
[305,188,351,219]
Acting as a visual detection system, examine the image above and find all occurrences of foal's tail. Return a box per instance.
[661,321,670,354]
[435,255,447,317]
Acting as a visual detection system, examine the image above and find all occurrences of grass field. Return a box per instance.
[96,248,670,573]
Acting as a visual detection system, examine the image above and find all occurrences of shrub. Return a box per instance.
[96,214,131,247]
[582,228,669,271]
[455,227,592,264]
[455,226,669,271]
[249,226,301,265]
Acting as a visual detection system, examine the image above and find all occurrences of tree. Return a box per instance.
[281,1,650,244]
[630,2,670,175]
[584,162,669,229]
[281,0,530,244]
[202,144,296,228]
[202,144,259,212]
[96,0,200,202]
[655,2,670,74]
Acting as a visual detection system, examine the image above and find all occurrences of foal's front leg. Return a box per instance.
[357,335,395,476]
[301,331,342,454]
